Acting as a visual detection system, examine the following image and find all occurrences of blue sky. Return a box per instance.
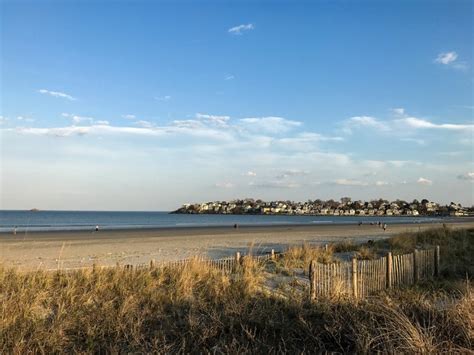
[1,0,473,210]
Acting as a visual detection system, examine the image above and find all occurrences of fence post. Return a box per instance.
[413,249,418,283]
[324,244,329,252]
[386,252,392,289]
[271,249,275,260]
[352,258,358,299]
[150,259,155,269]
[235,251,241,264]
[434,245,440,277]
[309,260,316,301]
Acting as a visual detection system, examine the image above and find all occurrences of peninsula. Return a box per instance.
[172,198,472,217]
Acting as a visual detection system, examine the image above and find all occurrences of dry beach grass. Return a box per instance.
[1,228,473,353]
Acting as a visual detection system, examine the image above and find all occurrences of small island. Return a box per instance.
[172,197,472,217]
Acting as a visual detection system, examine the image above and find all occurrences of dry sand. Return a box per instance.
[1,221,473,270]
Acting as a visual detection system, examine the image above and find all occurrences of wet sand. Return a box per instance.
[1,221,473,270]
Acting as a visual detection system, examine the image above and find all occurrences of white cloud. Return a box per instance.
[239,116,302,134]
[122,114,136,120]
[435,51,458,65]
[275,169,309,179]
[196,113,230,127]
[417,177,433,185]
[214,182,234,188]
[391,108,405,116]
[249,181,300,189]
[224,74,235,80]
[38,89,76,101]
[62,113,94,125]
[135,120,154,128]
[457,172,474,181]
[0,116,8,124]
[155,95,171,101]
[16,116,35,123]
[63,113,112,126]
[400,138,426,146]
[278,132,343,150]
[228,23,254,35]
[244,171,257,177]
[13,125,166,138]
[434,52,469,70]
[375,181,389,186]
[343,116,390,134]
[399,117,473,131]
[334,179,368,186]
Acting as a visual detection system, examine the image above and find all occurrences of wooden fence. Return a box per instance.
[309,246,440,300]
[127,249,277,274]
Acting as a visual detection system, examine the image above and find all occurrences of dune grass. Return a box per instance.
[1,228,473,353]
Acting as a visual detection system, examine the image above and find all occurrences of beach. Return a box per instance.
[1,221,473,270]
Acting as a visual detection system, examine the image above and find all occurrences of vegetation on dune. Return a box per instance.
[1,228,473,353]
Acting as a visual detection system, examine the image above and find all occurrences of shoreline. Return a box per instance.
[1,216,471,235]
[1,221,473,270]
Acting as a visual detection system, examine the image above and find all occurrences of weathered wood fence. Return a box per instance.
[309,246,440,300]
[128,248,277,274]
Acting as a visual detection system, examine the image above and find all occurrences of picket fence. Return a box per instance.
[130,249,277,274]
[309,247,440,300]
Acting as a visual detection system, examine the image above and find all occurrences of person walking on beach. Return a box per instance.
[95,225,99,232]
[383,223,387,231]
[13,226,17,235]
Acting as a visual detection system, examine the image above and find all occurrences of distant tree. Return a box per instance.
[421,199,429,205]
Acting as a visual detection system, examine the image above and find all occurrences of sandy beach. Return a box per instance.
[1,221,473,270]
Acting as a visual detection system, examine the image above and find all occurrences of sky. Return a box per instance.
[0,0,473,211]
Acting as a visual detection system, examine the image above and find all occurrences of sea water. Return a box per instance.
[0,210,449,233]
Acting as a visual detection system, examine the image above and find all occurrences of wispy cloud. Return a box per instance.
[196,113,230,127]
[343,109,473,136]
[122,114,136,120]
[400,137,426,146]
[343,116,390,134]
[417,177,433,185]
[334,178,369,186]
[224,74,235,80]
[249,181,300,189]
[435,51,469,70]
[38,89,76,101]
[399,117,473,131]
[62,113,94,125]
[13,125,166,138]
[155,95,171,101]
[228,23,254,35]
[16,116,35,123]
[214,182,234,188]
[239,116,301,134]
[457,172,474,181]
[435,51,458,65]
[0,116,8,124]
[135,120,154,128]
[391,108,405,116]
[275,169,309,179]
[244,171,257,177]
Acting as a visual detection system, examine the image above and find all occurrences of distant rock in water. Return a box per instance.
[29,208,40,212]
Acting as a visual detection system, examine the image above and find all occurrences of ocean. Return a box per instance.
[0,210,450,233]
